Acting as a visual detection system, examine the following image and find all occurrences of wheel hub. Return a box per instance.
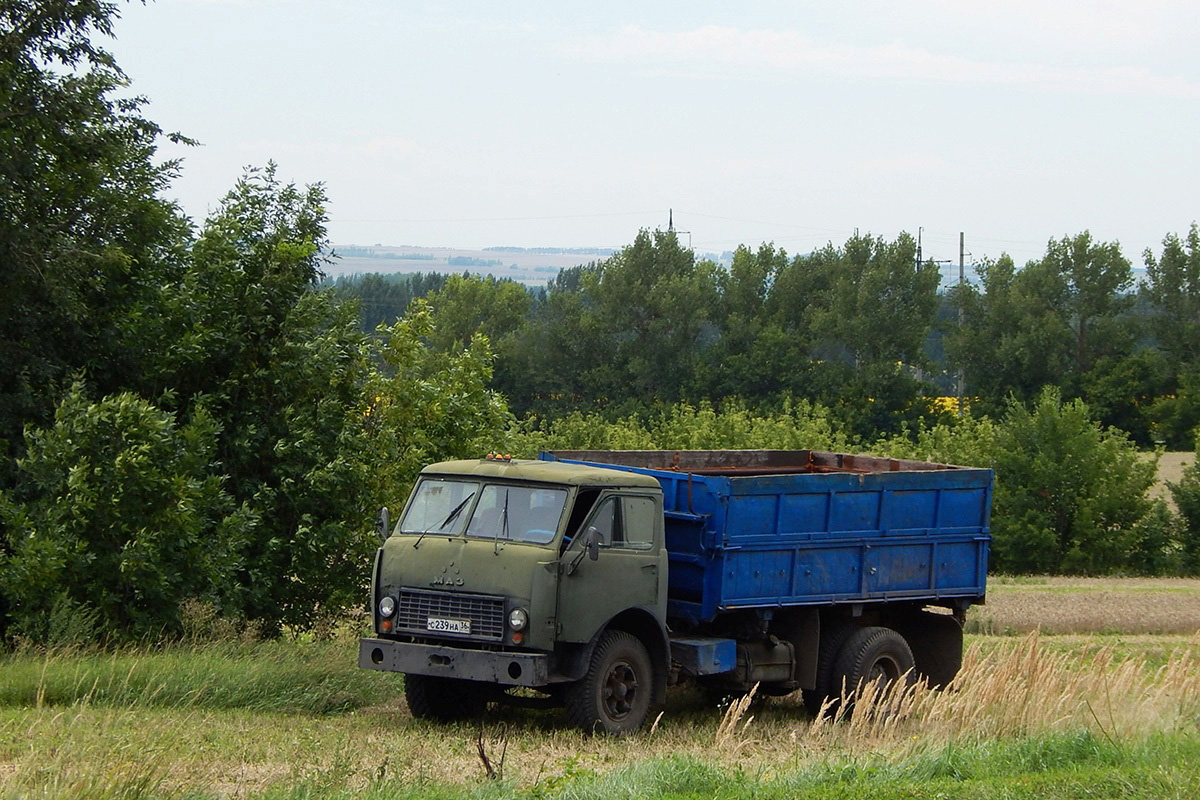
[602,661,639,718]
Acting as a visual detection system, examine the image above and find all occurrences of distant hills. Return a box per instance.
[325,244,737,285]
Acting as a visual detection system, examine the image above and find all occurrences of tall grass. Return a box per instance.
[0,639,401,714]
[799,631,1200,749]
[2,630,1199,798]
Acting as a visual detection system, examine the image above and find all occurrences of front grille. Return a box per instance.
[395,588,505,641]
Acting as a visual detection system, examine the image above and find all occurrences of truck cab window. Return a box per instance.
[621,496,656,549]
[399,478,479,536]
[463,484,567,544]
[586,497,621,546]
[563,488,601,551]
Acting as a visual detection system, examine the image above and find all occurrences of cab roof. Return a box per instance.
[421,458,662,490]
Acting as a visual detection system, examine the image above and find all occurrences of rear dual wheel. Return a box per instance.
[831,626,915,711]
[804,625,914,717]
[801,621,857,716]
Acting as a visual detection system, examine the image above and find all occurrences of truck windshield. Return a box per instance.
[399,479,480,536]
[465,484,568,544]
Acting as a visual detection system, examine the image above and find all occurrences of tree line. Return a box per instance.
[337,227,1200,449]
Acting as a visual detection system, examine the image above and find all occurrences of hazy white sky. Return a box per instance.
[108,0,1200,266]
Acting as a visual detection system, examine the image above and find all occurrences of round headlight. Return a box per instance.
[378,596,396,618]
[508,608,528,631]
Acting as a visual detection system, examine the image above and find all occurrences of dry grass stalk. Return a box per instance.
[804,631,1200,748]
[714,683,758,751]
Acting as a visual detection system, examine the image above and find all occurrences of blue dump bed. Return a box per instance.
[541,450,992,625]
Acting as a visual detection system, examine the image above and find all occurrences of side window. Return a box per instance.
[587,497,620,546]
[563,488,601,552]
[621,496,656,549]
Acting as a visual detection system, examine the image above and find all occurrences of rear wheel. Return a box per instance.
[829,626,914,713]
[801,621,857,716]
[404,674,489,721]
[564,630,652,735]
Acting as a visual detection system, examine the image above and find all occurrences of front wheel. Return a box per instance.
[564,630,652,735]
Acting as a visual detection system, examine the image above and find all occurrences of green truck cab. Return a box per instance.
[360,450,992,735]
[360,455,671,733]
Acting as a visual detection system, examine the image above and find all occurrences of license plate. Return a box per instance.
[426,617,471,634]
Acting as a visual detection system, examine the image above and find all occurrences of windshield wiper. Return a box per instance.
[413,492,475,550]
[494,488,510,554]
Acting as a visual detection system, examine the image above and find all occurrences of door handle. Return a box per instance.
[641,563,657,572]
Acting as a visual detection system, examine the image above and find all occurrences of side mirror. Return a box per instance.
[376,506,390,544]
[586,526,601,561]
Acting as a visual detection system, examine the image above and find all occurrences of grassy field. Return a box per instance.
[970,576,1200,635]
[3,580,1200,799]
[1150,451,1196,507]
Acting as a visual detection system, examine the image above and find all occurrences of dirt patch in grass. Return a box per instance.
[970,576,1200,635]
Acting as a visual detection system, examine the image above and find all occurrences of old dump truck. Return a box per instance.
[359,450,992,734]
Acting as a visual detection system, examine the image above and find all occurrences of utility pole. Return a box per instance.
[957,231,965,417]
[667,208,692,250]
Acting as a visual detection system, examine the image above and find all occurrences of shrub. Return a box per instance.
[990,387,1157,574]
[1170,433,1200,572]
[872,413,999,468]
[508,398,850,457]
[0,384,234,642]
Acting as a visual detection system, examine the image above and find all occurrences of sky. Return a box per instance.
[106,0,1200,268]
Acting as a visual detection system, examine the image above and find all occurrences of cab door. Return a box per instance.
[556,492,666,644]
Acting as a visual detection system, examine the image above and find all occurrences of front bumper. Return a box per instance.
[359,638,552,687]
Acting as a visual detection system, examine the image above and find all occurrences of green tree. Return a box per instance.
[948,254,1071,414]
[1039,232,1134,375]
[805,232,940,368]
[1078,351,1172,446]
[1,0,193,640]
[329,271,448,331]
[704,243,795,399]
[425,274,533,403]
[584,229,721,404]
[1150,371,1200,450]
[508,398,849,456]
[144,166,379,631]
[776,231,941,437]
[1169,435,1200,572]
[425,274,531,351]
[505,232,721,414]
[872,413,1000,471]
[1144,224,1200,368]
[949,234,1137,421]
[989,388,1157,574]
[0,384,235,641]
[363,299,512,509]
[0,0,189,478]
[0,4,519,640]
[502,264,608,415]
[1143,225,1200,447]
